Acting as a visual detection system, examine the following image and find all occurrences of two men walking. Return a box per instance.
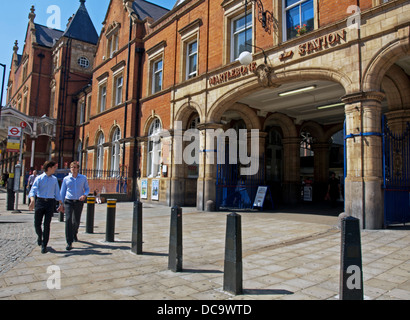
[29,161,89,253]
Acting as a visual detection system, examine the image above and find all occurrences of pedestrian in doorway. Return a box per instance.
[28,161,63,254]
[60,161,90,251]
[2,171,9,188]
[327,172,340,207]
[27,170,38,204]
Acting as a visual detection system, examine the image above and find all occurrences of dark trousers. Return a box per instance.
[34,198,55,247]
[64,199,84,244]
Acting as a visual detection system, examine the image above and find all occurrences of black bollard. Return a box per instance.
[105,199,117,242]
[340,216,363,300]
[86,196,95,234]
[168,206,182,272]
[223,212,243,295]
[7,178,15,211]
[131,200,143,254]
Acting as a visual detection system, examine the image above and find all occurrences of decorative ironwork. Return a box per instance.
[245,0,275,34]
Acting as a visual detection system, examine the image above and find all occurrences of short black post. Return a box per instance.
[223,212,243,295]
[168,206,182,272]
[6,178,15,210]
[105,199,117,242]
[131,200,143,254]
[340,216,363,300]
[86,196,95,234]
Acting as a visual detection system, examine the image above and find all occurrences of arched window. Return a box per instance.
[147,118,162,177]
[96,133,105,177]
[111,127,121,176]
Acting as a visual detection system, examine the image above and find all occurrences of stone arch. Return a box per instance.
[382,64,410,111]
[207,79,262,127]
[299,121,325,143]
[362,33,410,92]
[108,124,121,141]
[324,123,344,142]
[270,67,353,94]
[209,99,261,130]
[142,114,164,137]
[94,129,105,145]
[263,112,297,138]
[174,100,204,129]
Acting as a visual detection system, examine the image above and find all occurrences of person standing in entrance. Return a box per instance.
[327,172,341,208]
[27,170,38,204]
[28,161,63,254]
[60,161,90,251]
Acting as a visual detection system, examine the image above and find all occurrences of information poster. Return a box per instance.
[141,179,148,199]
[151,179,159,200]
[253,186,268,208]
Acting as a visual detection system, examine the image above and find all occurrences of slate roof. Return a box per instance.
[131,0,169,21]
[34,24,64,48]
[62,0,99,45]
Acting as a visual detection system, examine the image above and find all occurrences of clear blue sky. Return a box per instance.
[0,0,176,105]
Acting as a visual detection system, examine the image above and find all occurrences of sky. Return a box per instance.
[0,0,177,106]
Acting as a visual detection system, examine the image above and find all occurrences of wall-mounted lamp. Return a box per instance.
[238,0,273,66]
[246,0,274,32]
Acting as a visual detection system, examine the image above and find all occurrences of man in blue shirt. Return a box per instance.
[60,161,90,250]
[29,161,63,254]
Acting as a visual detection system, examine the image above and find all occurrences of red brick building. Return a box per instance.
[3,0,409,228]
[136,0,410,229]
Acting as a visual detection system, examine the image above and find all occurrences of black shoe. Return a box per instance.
[37,238,42,246]
[73,235,78,242]
[66,244,73,251]
[41,246,47,254]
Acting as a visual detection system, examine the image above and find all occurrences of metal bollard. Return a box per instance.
[86,196,95,234]
[223,212,243,295]
[131,200,143,254]
[105,199,117,242]
[340,216,363,300]
[6,178,15,211]
[168,206,183,272]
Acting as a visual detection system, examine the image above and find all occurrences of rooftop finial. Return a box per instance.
[29,5,36,22]
[80,0,86,4]
[13,40,19,53]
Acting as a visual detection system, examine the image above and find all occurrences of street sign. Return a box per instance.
[20,121,27,128]
[8,126,21,137]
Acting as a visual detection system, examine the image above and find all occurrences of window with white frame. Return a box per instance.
[111,127,121,175]
[231,12,252,62]
[99,83,107,112]
[152,59,163,94]
[77,141,82,164]
[107,33,119,58]
[96,133,105,177]
[79,101,85,124]
[147,118,162,177]
[114,74,123,106]
[186,40,198,79]
[283,0,314,41]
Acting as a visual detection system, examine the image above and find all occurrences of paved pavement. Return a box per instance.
[0,188,409,302]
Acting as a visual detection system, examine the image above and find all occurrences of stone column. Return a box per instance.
[170,127,185,207]
[196,123,224,211]
[282,137,300,204]
[343,91,385,229]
